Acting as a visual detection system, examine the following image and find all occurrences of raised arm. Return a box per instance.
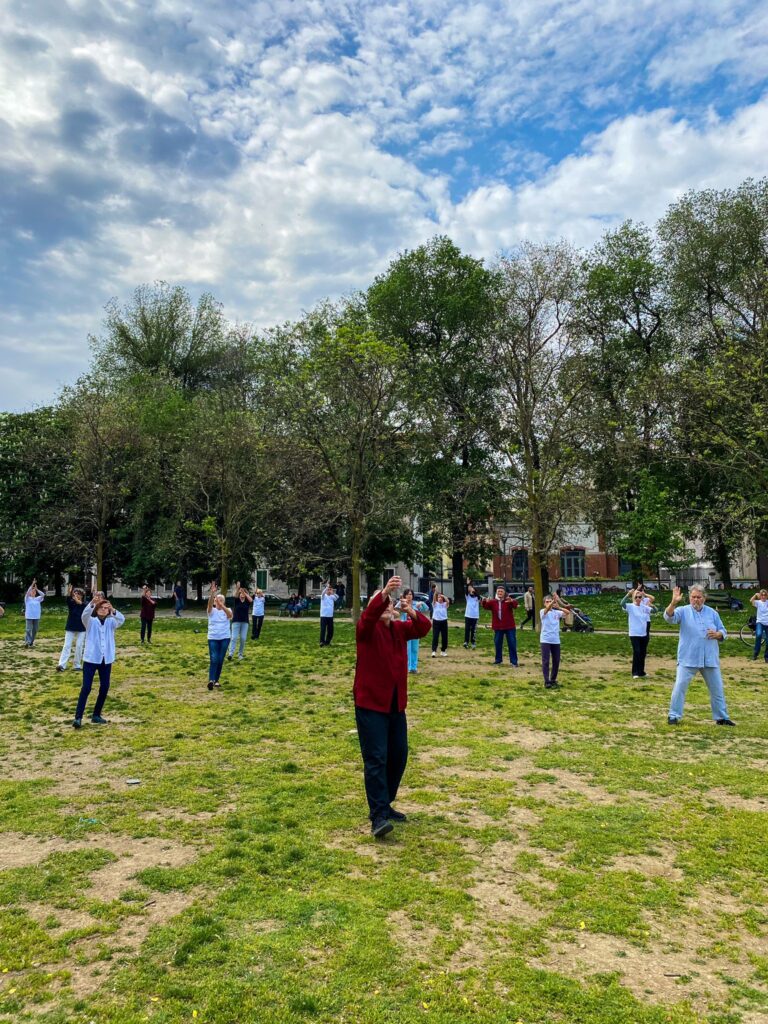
[207,582,218,614]
[664,586,683,622]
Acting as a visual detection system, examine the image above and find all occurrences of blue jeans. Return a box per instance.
[407,638,419,671]
[208,638,229,682]
[229,621,248,659]
[668,664,729,721]
[494,628,517,664]
[175,598,184,616]
[754,622,768,661]
[25,619,40,646]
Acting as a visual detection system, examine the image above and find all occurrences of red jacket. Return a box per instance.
[354,591,432,712]
[481,596,519,630]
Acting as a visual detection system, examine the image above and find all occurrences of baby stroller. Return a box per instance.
[570,606,595,633]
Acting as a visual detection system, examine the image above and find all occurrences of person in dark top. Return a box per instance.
[336,581,346,610]
[173,581,185,617]
[228,582,252,661]
[57,584,87,672]
[140,585,157,644]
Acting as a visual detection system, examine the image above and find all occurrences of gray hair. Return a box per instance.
[689,584,707,596]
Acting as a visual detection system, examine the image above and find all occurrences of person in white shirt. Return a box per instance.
[539,592,571,689]
[72,596,125,728]
[520,586,535,629]
[24,579,45,647]
[207,582,233,690]
[463,581,480,649]
[251,588,266,640]
[319,583,339,647]
[750,588,768,662]
[430,593,451,657]
[621,591,652,677]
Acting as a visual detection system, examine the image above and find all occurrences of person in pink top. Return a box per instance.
[481,586,519,665]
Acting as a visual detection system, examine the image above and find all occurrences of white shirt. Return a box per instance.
[754,599,768,625]
[252,596,265,616]
[624,602,651,637]
[25,592,45,619]
[82,605,125,664]
[207,607,232,640]
[320,591,338,617]
[465,595,480,619]
[539,609,564,644]
[432,601,449,621]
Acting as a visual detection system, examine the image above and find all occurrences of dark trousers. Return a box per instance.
[355,704,408,822]
[140,619,153,642]
[208,638,228,683]
[464,617,478,645]
[493,628,518,664]
[320,616,335,645]
[521,607,535,628]
[252,615,264,639]
[541,643,561,684]
[432,620,448,652]
[76,660,112,719]
[630,635,649,676]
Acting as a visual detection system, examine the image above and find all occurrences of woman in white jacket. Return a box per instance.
[72,596,125,729]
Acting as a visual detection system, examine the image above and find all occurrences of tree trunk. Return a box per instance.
[451,549,465,602]
[351,521,362,623]
[714,534,732,587]
[298,574,307,597]
[530,549,545,633]
[196,578,203,602]
[96,530,105,593]
[756,533,768,587]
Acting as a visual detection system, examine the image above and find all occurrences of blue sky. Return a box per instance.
[1,0,767,410]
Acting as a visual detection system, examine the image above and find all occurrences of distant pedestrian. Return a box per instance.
[251,588,266,639]
[173,581,185,617]
[749,589,768,662]
[206,583,233,690]
[520,586,535,629]
[664,585,733,726]
[24,579,45,647]
[430,593,450,657]
[228,582,252,661]
[481,586,519,666]
[621,590,652,678]
[336,581,346,610]
[397,588,429,672]
[140,585,157,645]
[463,580,480,648]
[57,584,86,671]
[72,596,125,728]
[539,592,571,689]
[319,583,339,646]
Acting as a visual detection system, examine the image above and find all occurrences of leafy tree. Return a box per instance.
[612,470,692,578]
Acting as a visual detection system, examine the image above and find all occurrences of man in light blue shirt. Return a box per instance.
[663,585,734,726]
[319,583,339,647]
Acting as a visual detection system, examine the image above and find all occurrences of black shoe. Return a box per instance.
[227,654,233,661]
[72,718,82,729]
[372,818,393,839]
[56,665,64,673]
[91,715,108,725]
[463,643,468,648]
[667,716,680,725]
[207,681,214,690]
[388,808,407,822]
[545,682,560,689]
[716,718,736,727]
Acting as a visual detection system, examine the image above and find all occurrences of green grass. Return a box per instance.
[0,607,766,1023]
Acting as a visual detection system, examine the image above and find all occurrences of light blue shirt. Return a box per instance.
[320,591,338,617]
[25,592,45,619]
[465,594,480,619]
[82,604,125,664]
[252,596,265,616]
[539,608,563,644]
[663,604,726,667]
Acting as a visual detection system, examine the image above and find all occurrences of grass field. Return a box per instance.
[1,607,767,1023]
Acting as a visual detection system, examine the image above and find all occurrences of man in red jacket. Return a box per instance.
[354,575,432,838]
[481,586,520,666]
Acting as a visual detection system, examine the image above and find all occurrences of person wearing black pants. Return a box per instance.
[251,589,265,639]
[431,593,450,656]
[73,597,125,728]
[463,582,480,648]
[140,585,156,644]
[319,582,338,646]
[622,591,652,678]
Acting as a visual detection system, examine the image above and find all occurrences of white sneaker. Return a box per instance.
[431,652,437,658]
[440,651,447,657]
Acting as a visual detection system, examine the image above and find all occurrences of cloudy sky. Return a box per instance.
[2,0,767,410]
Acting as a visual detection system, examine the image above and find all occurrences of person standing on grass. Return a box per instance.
[207,583,233,690]
[228,582,252,661]
[319,582,338,647]
[139,585,157,645]
[631,582,655,638]
[354,574,431,838]
[430,592,451,657]
[520,586,535,630]
[72,596,125,729]
[24,579,45,647]
[463,581,480,649]
[621,590,652,678]
[481,586,519,666]
[396,588,430,673]
[173,581,185,617]
[57,584,86,672]
[539,592,571,689]
[251,588,266,640]
[664,585,734,726]
[749,589,768,662]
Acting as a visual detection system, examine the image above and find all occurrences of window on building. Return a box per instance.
[561,549,585,578]
[256,570,267,589]
[383,568,395,584]
[511,550,528,580]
